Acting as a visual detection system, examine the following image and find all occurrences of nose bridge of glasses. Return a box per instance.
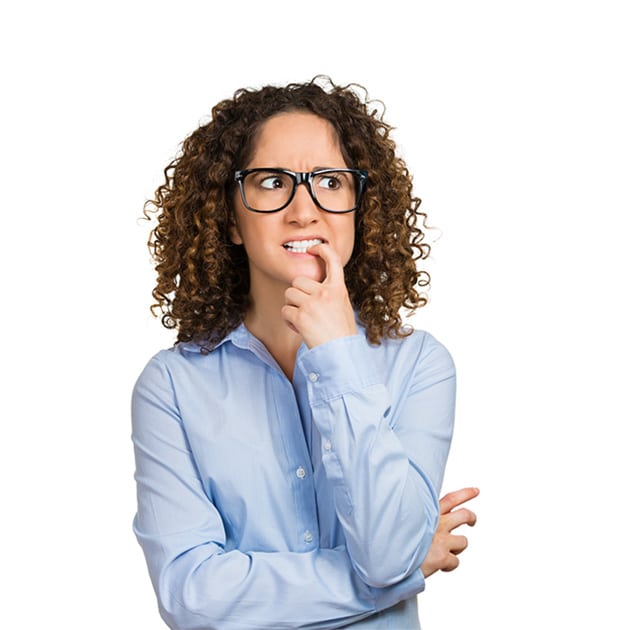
[290,171,319,208]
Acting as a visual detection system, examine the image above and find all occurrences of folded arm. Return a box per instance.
[132,356,425,630]
[296,332,456,588]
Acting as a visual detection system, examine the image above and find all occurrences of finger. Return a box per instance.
[281,304,302,333]
[285,320,300,334]
[438,507,477,532]
[291,275,320,294]
[449,534,469,555]
[307,242,344,284]
[284,286,310,306]
[440,554,460,573]
[438,487,480,515]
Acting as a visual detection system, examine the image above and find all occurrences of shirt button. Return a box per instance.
[296,466,306,479]
[323,440,332,452]
[303,530,313,543]
[308,372,319,383]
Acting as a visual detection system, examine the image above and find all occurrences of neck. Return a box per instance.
[244,283,302,381]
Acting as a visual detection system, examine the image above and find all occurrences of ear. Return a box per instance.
[229,219,243,245]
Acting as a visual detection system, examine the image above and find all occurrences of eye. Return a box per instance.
[259,175,285,190]
[316,174,342,190]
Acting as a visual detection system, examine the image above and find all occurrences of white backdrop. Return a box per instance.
[2,1,618,628]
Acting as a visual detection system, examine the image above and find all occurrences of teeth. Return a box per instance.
[283,238,324,253]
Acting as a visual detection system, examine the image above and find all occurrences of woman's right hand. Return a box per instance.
[421,487,479,578]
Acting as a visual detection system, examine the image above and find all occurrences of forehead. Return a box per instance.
[248,111,345,167]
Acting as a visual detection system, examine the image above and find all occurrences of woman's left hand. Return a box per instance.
[282,243,357,348]
[421,487,479,578]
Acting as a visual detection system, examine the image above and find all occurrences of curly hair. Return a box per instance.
[144,76,431,351]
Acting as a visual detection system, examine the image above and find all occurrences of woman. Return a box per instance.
[132,77,478,629]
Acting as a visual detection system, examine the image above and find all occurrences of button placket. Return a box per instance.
[274,376,317,552]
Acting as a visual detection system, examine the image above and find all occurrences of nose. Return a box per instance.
[285,181,320,225]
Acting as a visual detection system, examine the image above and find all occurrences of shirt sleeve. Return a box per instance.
[295,332,455,589]
[132,355,426,630]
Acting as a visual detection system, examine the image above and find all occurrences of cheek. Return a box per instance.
[338,216,356,263]
[230,206,263,250]
[230,210,274,258]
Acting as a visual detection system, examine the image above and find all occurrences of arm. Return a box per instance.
[295,332,454,588]
[283,244,455,588]
[132,357,425,630]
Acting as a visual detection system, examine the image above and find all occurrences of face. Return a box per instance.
[230,111,356,295]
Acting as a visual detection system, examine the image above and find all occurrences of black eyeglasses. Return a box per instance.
[234,168,368,213]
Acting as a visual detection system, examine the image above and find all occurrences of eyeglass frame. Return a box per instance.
[233,167,369,214]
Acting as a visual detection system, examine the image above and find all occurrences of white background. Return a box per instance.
[1,1,618,628]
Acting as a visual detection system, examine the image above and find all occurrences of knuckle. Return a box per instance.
[459,507,471,520]
[455,535,468,552]
[317,287,330,301]
[455,508,475,525]
[443,556,459,572]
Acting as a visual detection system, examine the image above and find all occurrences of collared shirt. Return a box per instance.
[132,324,455,629]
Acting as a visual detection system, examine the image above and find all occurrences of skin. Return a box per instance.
[231,110,478,580]
[421,487,480,577]
[230,112,358,376]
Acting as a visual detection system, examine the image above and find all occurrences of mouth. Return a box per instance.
[282,238,325,254]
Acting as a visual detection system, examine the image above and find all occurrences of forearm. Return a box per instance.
[132,355,426,630]
[135,528,425,630]
[310,383,437,587]
[296,333,454,587]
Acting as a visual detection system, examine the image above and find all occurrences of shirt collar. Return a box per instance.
[175,323,259,354]
[177,318,366,355]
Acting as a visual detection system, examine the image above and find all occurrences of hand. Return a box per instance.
[421,487,479,578]
[282,243,357,348]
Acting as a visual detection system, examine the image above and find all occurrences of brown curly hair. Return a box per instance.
[144,76,430,351]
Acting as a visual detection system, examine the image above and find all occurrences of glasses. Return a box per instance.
[234,168,368,213]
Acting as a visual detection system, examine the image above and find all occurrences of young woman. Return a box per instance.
[132,78,478,629]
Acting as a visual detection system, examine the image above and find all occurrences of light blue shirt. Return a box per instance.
[132,324,455,629]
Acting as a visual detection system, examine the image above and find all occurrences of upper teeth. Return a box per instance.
[284,239,323,253]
